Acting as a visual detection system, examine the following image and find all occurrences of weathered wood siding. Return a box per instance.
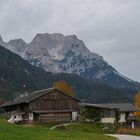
[30,90,79,111]
[39,112,71,123]
[19,103,30,112]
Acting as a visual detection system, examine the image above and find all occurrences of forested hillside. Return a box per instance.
[0,46,137,103]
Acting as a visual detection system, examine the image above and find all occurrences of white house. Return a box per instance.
[97,103,137,123]
[80,103,137,124]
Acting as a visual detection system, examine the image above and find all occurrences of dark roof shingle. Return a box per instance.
[80,103,137,112]
[0,87,80,107]
[97,103,137,112]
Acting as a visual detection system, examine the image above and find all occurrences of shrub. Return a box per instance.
[116,127,140,136]
[85,107,102,123]
[100,123,118,133]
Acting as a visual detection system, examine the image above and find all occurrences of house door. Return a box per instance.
[33,113,39,124]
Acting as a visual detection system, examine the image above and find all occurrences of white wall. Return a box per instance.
[14,114,23,121]
[8,114,23,123]
[72,112,78,121]
[101,117,116,124]
[119,113,126,123]
[101,112,133,123]
[29,112,33,120]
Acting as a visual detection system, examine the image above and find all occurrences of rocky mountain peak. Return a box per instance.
[7,39,27,57]
[8,39,27,49]
[8,38,26,44]
[1,33,140,90]
[31,33,65,44]
[66,34,77,40]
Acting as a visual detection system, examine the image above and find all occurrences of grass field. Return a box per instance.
[0,119,115,140]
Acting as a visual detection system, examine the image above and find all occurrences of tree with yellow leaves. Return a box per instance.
[134,91,140,119]
[54,81,74,97]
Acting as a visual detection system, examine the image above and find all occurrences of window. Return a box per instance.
[110,110,115,117]
[102,110,115,117]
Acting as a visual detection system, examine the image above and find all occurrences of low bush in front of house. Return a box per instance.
[100,123,118,133]
[84,107,102,123]
[99,122,129,134]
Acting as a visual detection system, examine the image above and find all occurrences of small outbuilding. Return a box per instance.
[80,103,137,124]
[97,103,137,123]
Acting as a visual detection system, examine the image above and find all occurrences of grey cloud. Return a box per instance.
[0,0,140,81]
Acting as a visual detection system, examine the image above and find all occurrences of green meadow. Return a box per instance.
[0,119,115,140]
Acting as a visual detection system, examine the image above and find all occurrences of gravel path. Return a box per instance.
[49,123,72,130]
[106,134,140,140]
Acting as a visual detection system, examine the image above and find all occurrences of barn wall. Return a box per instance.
[30,90,79,111]
[39,112,72,123]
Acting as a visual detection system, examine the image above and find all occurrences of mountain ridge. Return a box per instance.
[0,45,136,103]
[0,33,140,91]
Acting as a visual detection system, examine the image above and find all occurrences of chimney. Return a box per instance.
[20,85,28,98]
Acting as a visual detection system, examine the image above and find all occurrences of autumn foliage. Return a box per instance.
[134,91,140,119]
[54,81,74,97]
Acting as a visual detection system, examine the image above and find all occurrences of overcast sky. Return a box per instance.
[0,0,140,82]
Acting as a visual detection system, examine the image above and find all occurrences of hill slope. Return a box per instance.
[0,45,136,103]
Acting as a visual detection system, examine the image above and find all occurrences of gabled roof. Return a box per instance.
[0,87,80,107]
[80,103,116,110]
[97,103,137,112]
[80,103,137,112]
